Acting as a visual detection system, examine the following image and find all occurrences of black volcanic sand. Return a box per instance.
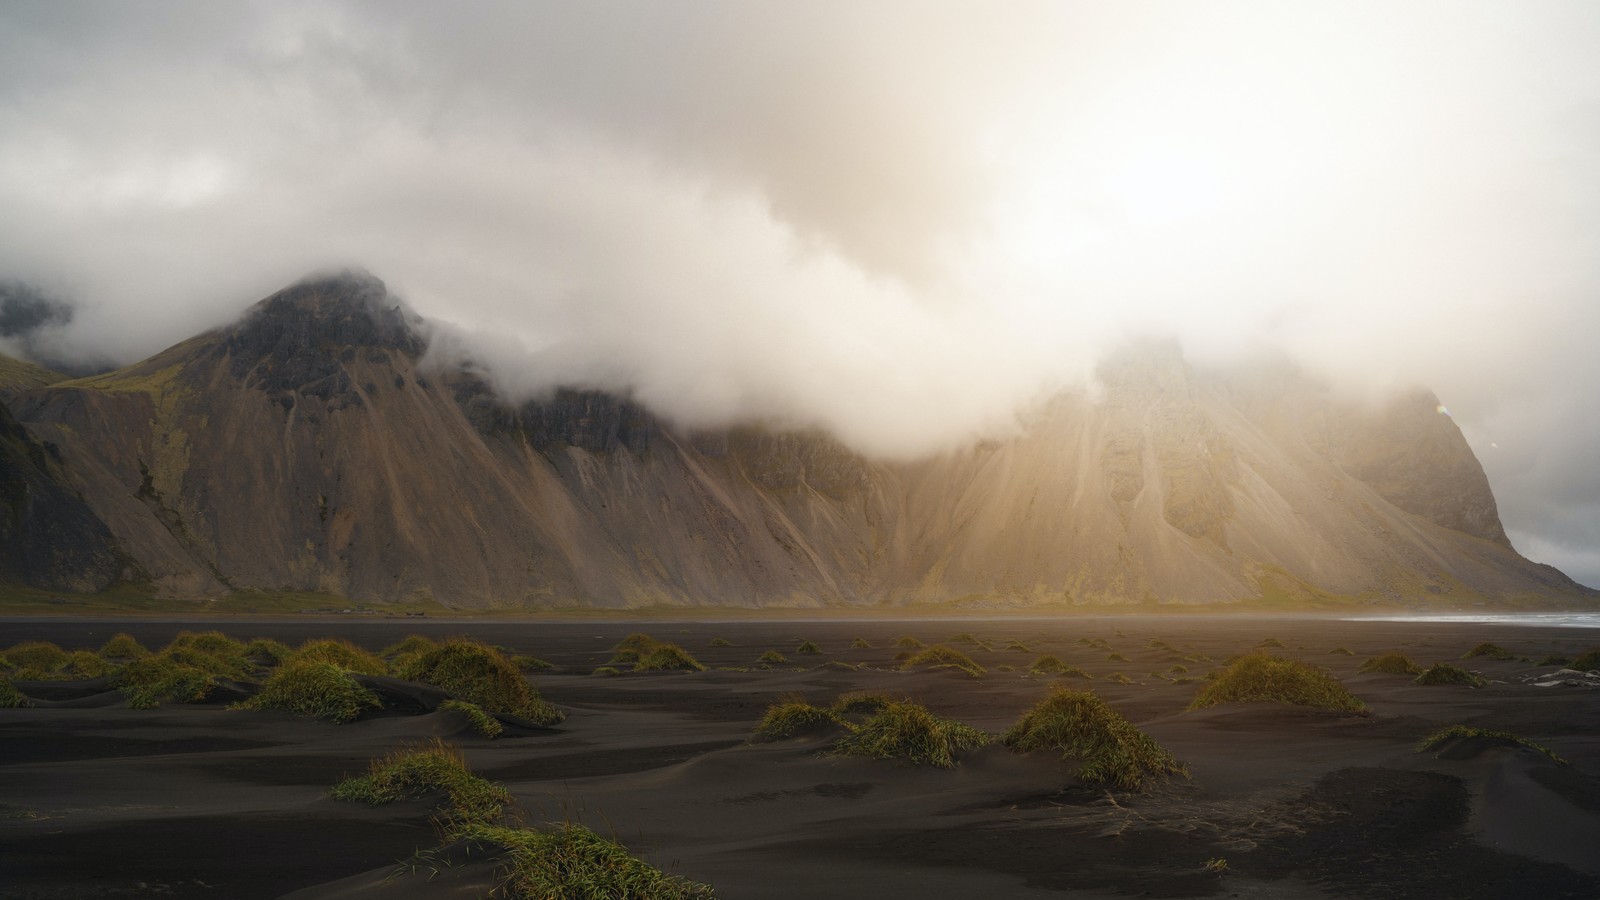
[2,617,1599,899]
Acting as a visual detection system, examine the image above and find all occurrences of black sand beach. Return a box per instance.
[2,616,1598,899]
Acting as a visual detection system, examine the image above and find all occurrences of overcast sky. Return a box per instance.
[2,1,1597,587]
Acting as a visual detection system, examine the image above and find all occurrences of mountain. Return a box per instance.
[0,271,1590,609]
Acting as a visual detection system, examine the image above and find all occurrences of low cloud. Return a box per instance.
[1,2,1597,584]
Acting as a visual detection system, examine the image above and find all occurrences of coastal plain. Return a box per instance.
[2,616,1598,899]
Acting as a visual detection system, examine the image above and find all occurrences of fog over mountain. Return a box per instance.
[1,2,1597,586]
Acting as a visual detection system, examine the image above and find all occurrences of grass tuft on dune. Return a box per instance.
[1357,652,1423,676]
[438,699,503,738]
[899,644,986,677]
[288,638,388,675]
[331,738,509,827]
[831,698,989,768]
[0,676,30,708]
[457,822,717,899]
[1413,663,1487,688]
[399,640,564,724]
[1189,653,1366,713]
[3,641,68,678]
[1002,687,1188,790]
[1462,642,1517,661]
[98,633,149,660]
[243,638,293,667]
[1418,725,1565,764]
[1029,655,1091,678]
[115,641,253,708]
[752,696,841,740]
[380,634,439,667]
[1569,648,1600,671]
[240,659,382,723]
[58,650,115,680]
[610,633,707,672]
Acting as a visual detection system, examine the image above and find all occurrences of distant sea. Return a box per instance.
[1344,612,1600,629]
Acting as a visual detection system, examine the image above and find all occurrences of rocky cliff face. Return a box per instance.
[3,272,1589,608]
[0,395,127,592]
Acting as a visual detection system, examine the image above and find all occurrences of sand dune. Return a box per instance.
[2,616,1597,898]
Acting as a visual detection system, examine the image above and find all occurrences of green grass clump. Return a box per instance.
[1537,654,1570,667]
[1329,647,1355,656]
[894,636,925,650]
[439,699,504,738]
[116,655,221,708]
[1004,640,1032,652]
[512,655,553,671]
[159,645,252,681]
[1418,725,1565,764]
[330,739,509,828]
[1149,639,1175,651]
[60,650,115,679]
[757,649,788,665]
[0,677,30,708]
[592,666,622,677]
[795,640,823,655]
[753,697,841,740]
[1569,649,1600,671]
[831,698,989,768]
[1106,672,1135,684]
[240,659,382,723]
[4,641,68,677]
[708,636,732,647]
[381,634,439,666]
[165,631,249,661]
[610,634,706,672]
[1189,653,1366,713]
[399,640,563,724]
[1002,687,1188,790]
[1257,638,1286,649]
[1029,655,1091,678]
[830,692,895,717]
[98,633,149,660]
[823,660,857,671]
[635,644,705,672]
[243,638,293,666]
[947,632,978,644]
[1414,664,1487,688]
[1357,652,1423,676]
[289,638,388,675]
[456,822,716,899]
[899,644,986,677]
[1107,652,1128,662]
[851,637,872,649]
[1462,642,1516,661]
[157,632,254,679]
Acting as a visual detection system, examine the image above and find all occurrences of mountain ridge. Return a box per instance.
[1,271,1590,609]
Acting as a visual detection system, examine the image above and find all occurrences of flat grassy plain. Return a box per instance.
[2,616,1598,898]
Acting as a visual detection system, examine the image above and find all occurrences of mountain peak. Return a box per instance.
[237,269,422,349]
[217,269,427,395]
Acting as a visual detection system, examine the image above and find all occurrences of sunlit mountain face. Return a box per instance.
[0,272,1588,610]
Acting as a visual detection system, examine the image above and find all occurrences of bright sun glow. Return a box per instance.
[1103,149,1226,226]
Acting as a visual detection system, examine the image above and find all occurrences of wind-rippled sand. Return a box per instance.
[2,616,1597,899]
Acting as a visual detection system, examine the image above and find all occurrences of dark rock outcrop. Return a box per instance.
[0,399,125,592]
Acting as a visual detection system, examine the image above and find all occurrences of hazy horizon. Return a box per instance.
[2,2,1597,587]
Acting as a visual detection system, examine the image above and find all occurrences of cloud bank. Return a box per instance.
[2,1,1598,585]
